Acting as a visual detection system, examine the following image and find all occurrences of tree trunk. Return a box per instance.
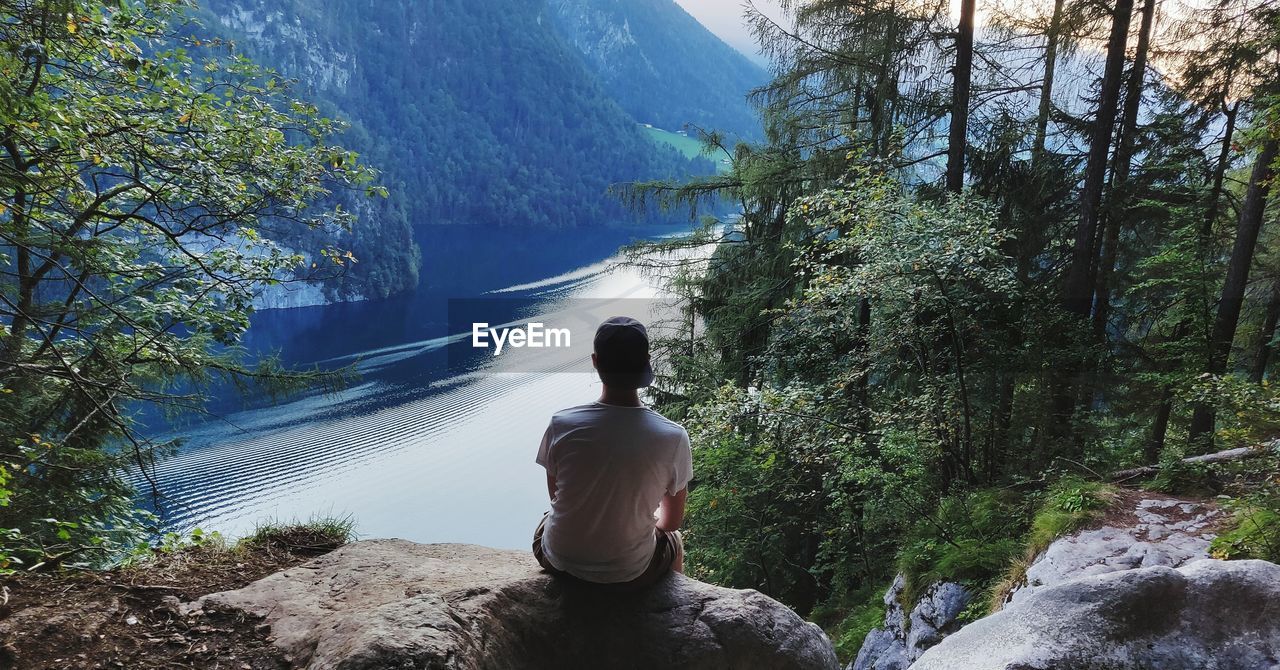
[1092,0,1158,340]
[857,296,871,429]
[843,296,874,436]
[993,372,1014,481]
[1,182,33,376]
[1049,0,1135,448]
[1250,281,1280,383]
[946,0,977,193]
[1202,101,1239,242]
[1033,0,1066,164]
[1188,138,1280,447]
[870,17,900,160]
[1147,389,1173,463]
[1061,0,1135,318]
[1114,446,1268,481]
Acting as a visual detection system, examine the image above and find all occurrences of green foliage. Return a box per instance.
[119,517,351,568]
[1027,476,1117,555]
[678,380,933,613]
[1182,375,1280,447]
[0,0,372,569]
[643,164,1082,618]
[790,171,1026,484]
[954,597,989,626]
[1143,454,1218,494]
[810,585,889,664]
[153,526,226,556]
[629,0,1280,646]
[895,489,1026,608]
[1210,478,1280,562]
[1211,505,1280,561]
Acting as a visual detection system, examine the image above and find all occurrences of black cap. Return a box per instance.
[592,316,655,389]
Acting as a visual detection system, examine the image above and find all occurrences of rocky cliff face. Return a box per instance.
[548,0,647,79]
[214,6,355,94]
[850,577,971,670]
[191,539,840,669]
[545,0,765,138]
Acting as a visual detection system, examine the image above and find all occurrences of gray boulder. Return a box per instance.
[849,576,971,670]
[911,559,1280,670]
[851,627,910,670]
[193,539,839,670]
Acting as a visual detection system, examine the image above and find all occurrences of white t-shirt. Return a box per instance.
[535,401,693,583]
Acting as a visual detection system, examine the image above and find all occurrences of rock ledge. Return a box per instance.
[193,539,839,670]
[911,558,1280,670]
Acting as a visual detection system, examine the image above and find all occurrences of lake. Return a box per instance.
[131,223,699,550]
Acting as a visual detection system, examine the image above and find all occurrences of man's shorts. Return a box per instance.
[532,513,683,592]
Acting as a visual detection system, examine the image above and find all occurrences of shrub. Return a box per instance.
[895,489,1027,608]
[1210,479,1280,562]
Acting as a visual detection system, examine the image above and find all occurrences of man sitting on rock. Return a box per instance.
[532,316,693,590]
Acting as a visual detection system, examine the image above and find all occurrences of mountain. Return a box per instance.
[545,0,767,140]
[194,0,717,300]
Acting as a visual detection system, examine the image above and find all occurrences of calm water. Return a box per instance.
[132,224,695,549]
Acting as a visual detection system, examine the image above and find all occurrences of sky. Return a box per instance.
[677,0,1018,64]
[674,0,786,64]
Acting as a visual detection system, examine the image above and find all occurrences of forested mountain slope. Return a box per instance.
[545,0,766,139]
[197,0,711,299]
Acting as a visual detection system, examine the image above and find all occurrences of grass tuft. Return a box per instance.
[987,476,1118,612]
[243,514,356,556]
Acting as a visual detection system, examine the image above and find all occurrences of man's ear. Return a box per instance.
[591,352,598,370]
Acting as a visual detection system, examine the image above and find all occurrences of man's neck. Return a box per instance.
[598,386,642,407]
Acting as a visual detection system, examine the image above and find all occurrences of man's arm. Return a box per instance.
[547,474,557,503]
[656,488,686,532]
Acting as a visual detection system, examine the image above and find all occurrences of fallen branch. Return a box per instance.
[1110,446,1272,482]
[119,583,183,592]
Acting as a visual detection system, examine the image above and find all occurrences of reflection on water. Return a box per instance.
[132,224,695,549]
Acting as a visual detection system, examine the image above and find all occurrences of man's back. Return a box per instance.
[536,401,692,583]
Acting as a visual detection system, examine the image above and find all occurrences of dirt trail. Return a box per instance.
[1009,489,1226,605]
[0,541,328,669]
